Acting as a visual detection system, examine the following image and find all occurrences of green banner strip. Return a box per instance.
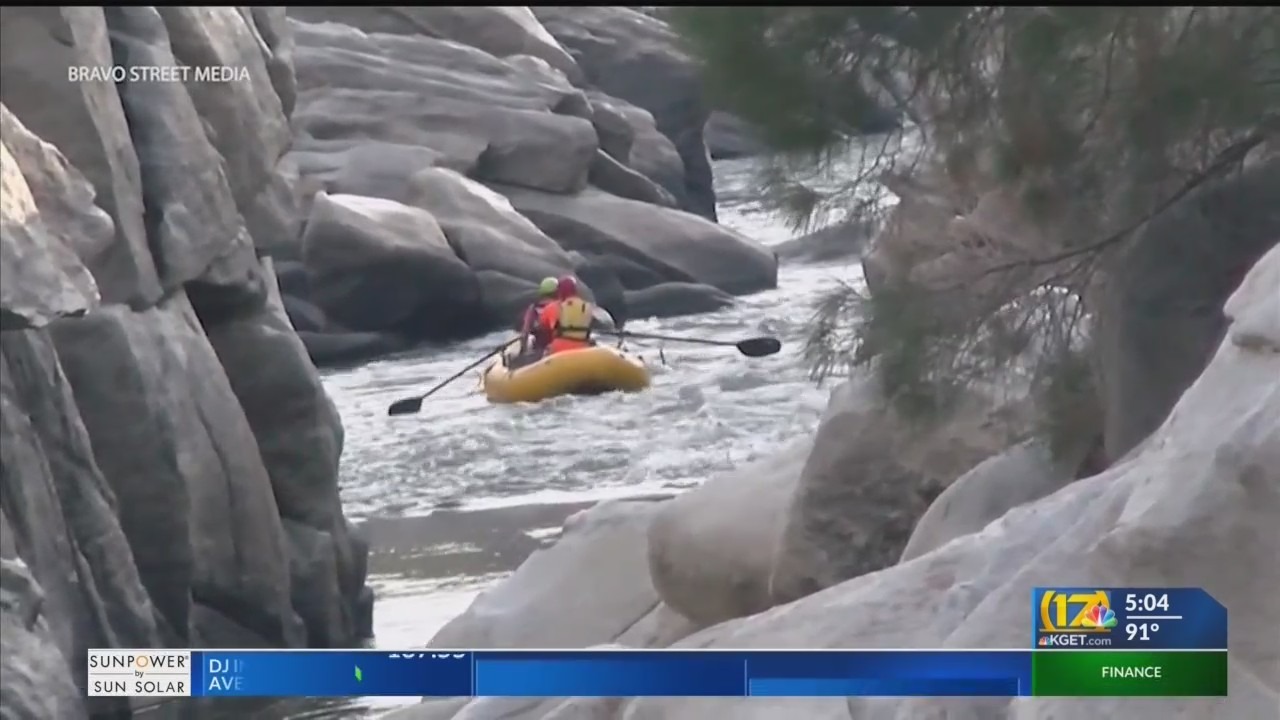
[1033,651,1227,696]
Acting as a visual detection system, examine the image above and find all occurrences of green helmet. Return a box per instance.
[537,277,558,297]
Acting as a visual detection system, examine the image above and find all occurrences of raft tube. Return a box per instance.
[482,345,651,404]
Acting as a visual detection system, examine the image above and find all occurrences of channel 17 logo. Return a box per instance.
[1039,590,1117,633]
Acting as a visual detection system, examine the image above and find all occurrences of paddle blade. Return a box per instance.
[736,336,782,357]
[387,396,424,416]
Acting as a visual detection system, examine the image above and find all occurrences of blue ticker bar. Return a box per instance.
[191,650,1036,698]
[1031,587,1226,650]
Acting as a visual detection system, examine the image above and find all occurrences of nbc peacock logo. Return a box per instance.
[1081,603,1117,630]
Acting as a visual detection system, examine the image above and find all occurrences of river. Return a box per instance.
[232,157,863,719]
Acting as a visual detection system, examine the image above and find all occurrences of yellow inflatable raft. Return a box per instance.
[482,345,651,404]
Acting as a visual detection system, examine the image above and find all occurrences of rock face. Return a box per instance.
[648,441,810,626]
[301,192,483,340]
[499,185,777,295]
[1093,159,1280,463]
[898,439,1082,563]
[615,241,1280,720]
[431,499,698,650]
[773,219,874,264]
[768,375,1031,605]
[0,8,371,717]
[534,6,718,220]
[283,12,779,361]
[286,6,581,84]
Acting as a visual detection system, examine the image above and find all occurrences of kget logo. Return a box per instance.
[1039,590,1116,633]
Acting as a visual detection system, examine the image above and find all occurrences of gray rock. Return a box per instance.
[202,260,346,535]
[588,150,677,208]
[571,257,628,326]
[289,21,597,195]
[586,91,685,209]
[648,440,810,626]
[704,111,769,160]
[105,6,265,320]
[282,295,328,333]
[586,95,635,163]
[0,7,160,306]
[430,499,687,649]
[282,520,348,648]
[405,168,575,287]
[157,7,297,257]
[497,185,777,295]
[535,7,716,220]
[619,245,1280,720]
[768,373,1031,605]
[287,7,581,84]
[624,282,734,320]
[48,296,301,648]
[248,7,297,117]
[275,260,311,300]
[774,220,873,264]
[301,192,483,340]
[1094,158,1280,462]
[899,439,1081,563]
[1,329,162,671]
[0,557,86,720]
[293,140,450,208]
[0,109,101,330]
[298,330,410,369]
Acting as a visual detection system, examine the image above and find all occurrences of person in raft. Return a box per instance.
[516,277,560,358]
[537,276,597,356]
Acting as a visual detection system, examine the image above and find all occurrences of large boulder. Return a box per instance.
[286,7,581,84]
[156,7,298,255]
[404,167,575,292]
[0,107,102,330]
[0,7,160,306]
[48,296,302,648]
[769,374,1032,605]
[289,20,597,195]
[898,439,1083,563]
[297,330,411,369]
[105,6,265,321]
[534,7,717,220]
[1093,159,1280,463]
[584,91,687,205]
[430,498,697,650]
[497,185,778,295]
[648,440,810,626]
[1,329,163,702]
[300,192,483,341]
[588,150,676,208]
[616,242,1280,720]
[202,260,367,645]
[624,282,734,320]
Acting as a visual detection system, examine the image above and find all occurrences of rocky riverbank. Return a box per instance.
[1,7,375,718]
[388,239,1280,720]
[277,6,780,367]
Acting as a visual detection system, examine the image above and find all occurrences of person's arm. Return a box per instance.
[517,306,535,352]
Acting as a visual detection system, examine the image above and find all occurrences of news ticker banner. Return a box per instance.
[86,587,1226,700]
[88,649,1227,699]
[1031,587,1226,650]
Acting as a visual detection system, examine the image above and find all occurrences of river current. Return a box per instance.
[242,157,863,720]
[327,158,854,521]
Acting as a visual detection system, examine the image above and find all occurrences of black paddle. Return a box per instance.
[387,338,517,416]
[596,329,782,358]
